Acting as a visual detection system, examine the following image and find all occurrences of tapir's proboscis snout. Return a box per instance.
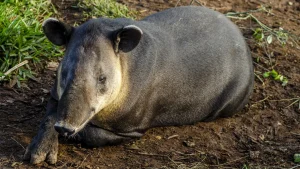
[54,122,75,136]
[24,6,254,165]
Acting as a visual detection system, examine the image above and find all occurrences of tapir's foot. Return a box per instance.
[23,131,58,164]
[78,124,140,147]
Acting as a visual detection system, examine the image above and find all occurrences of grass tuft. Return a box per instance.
[78,0,137,19]
[0,0,63,83]
[0,0,136,85]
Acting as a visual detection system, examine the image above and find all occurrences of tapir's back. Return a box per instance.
[130,6,254,126]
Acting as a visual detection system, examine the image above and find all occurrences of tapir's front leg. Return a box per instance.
[23,97,59,164]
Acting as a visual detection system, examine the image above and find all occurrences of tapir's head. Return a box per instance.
[43,18,143,136]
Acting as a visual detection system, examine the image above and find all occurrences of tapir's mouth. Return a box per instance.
[55,110,96,136]
[73,117,92,134]
[72,110,97,135]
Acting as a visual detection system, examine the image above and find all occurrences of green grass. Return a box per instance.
[0,0,63,82]
[78,0,136,19]
[0,0,136,84]
[263,69,288,86]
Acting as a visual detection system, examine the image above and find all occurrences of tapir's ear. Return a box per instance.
[42,18,74,46]
[114,25,143,53]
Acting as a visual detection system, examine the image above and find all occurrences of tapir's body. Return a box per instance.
[24,6,253,164]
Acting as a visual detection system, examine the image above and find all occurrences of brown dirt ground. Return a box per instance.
[1,0,300,168]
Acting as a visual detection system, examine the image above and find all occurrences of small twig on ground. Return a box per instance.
[167,135,179,139]
[254,72,265,85]
[137,152,181,167]
[137,152,167,157]
[269,98,299,102]
[175,0,181,7]
[252,62,270,72]
[176,0,203,7]
[77,153,90,169]
[268,97,300,109]
[189,162,207,168]
[251,96,270,107]
[189,0,195,5]
[226,7,272,16]
[209,156,248,167]
[189,0,203,5]
[291,132,300,137]
[3,60,28,76]
[11,137,25,150]
[262,43,273,66]
[290,165,300,169]
[56,161,68,169]
[174,151,198,156]
[0,60,29,80]
[166,156,182,167]
[285,99,300,109]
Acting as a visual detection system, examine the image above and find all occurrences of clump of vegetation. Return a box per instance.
[294,154,300,163]
[225,6,295,46]
[263,69,288,86]
[252,26,289,45]
[225,6,299,87]
[0,0,63,83]
[78,0,136,19]
[0,0,136,85]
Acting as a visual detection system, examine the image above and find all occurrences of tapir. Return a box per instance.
[24,6,254,164]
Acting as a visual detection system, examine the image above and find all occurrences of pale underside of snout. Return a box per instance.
[54,116,92,136]
[54,108,96,136]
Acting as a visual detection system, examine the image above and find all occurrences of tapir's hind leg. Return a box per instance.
[76,124,131,147]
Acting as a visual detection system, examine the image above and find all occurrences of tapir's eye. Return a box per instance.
[99,75,106,84]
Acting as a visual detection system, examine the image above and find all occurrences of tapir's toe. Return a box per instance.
[30,153,47,164]
[46,150,58,164]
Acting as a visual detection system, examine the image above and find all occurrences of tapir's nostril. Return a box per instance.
[91,107,95,113]
[54,124,75,136]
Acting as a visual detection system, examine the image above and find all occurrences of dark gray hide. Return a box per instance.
[24,6,253,164]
